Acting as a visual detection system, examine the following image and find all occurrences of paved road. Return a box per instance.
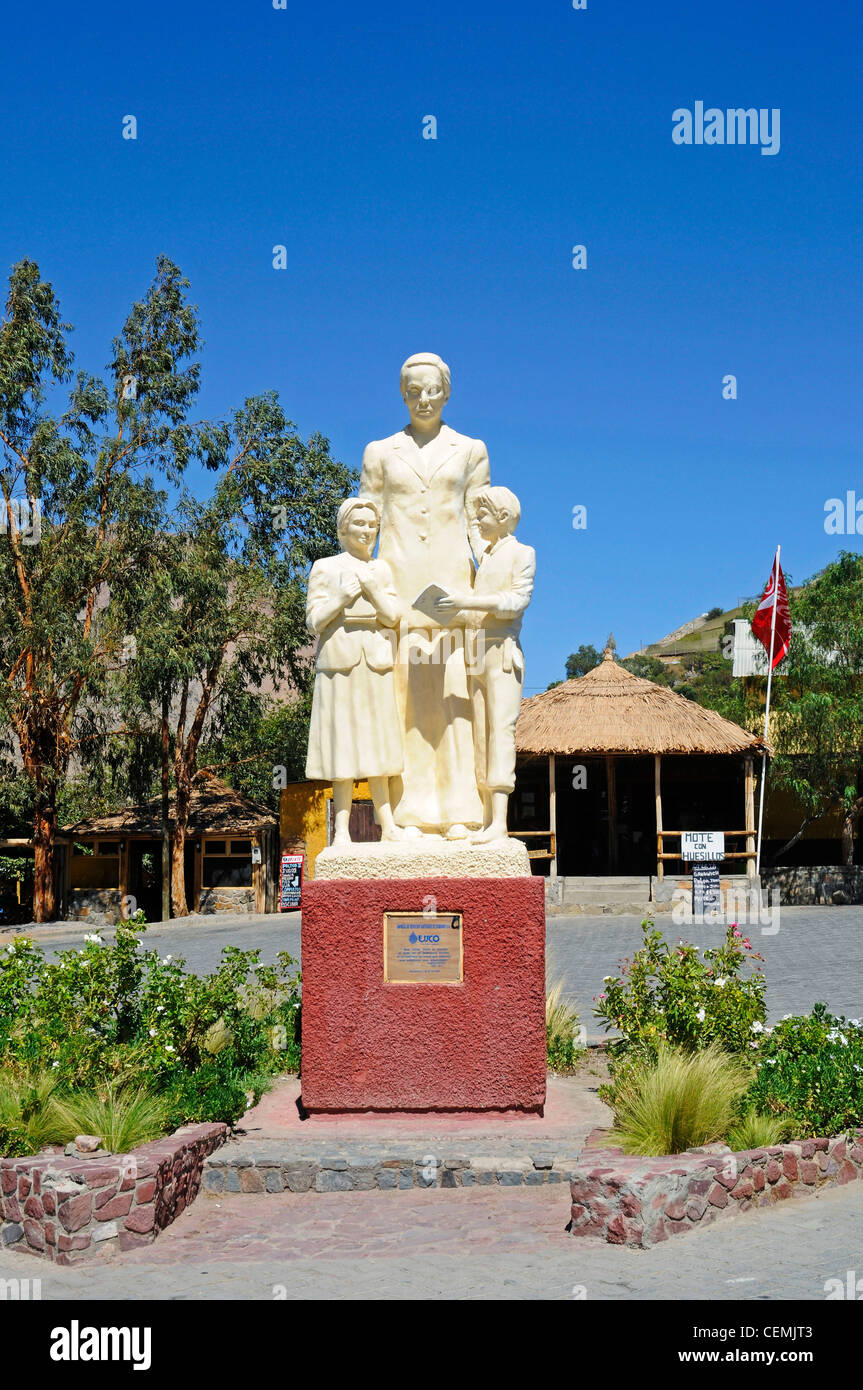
[8,906,862,1041]
[2,1181,861,1300]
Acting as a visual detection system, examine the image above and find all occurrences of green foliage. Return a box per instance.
[546,979,584,1074]
[618,653,674,685]
[0,856,33,886]
[50,1085,170,1153]
[764,553,863,860]
[744,1003,863,1138]
[726,1107,788,1151]
[162,1062,257,1129]
[0,1068,68,1156]
[564,644,600,680]
[0,918,301,1154]
[594,920,767,1062]
[607,1044,752,1156]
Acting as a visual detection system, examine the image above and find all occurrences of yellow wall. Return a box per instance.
[279,780,371,878]
[764,785,843,840]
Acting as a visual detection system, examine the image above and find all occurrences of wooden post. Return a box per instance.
[548,753,557,878]
[607,755,618,872]
[118,837,128,909]
[655,754,664,882]
[745,754,756,878]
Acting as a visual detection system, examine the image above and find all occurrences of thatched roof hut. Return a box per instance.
[516,652,766,757]
[511,651,765,879]
[63,773,277,838]
[62,774,279,920]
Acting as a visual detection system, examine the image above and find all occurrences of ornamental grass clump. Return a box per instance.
[726,1107,788,1151]
[0,1068,68,1156]
[546,977,584,1074]
[608,1043,751,1156]
[50,1085,170,1153]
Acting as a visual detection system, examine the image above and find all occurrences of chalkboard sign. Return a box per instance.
[279,853,303,911]
[692,863,721,918]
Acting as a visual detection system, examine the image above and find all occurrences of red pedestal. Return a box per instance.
[300,875,546,1113]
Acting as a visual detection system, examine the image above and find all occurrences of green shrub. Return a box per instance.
[744,1003,863,1138]
[608,1043,752,1156]
[0,1068,68,1155]
[727,1107,788,1151]
[51,1085,170,1152]
[595,920,767,1062]
[0,917,302,1156]
[162,1063,252,1129]
[546,979,584,1074]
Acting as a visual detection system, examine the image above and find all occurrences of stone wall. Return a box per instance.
[198,887,256,914]
[761,865,863,906]
[0,1122,226,1264]
[569,1128,863,1247]
[67,889,125,925]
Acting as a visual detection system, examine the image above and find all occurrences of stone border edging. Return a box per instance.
[203,1146,579,1193]
[1,1122,227,1264]
[569,1127,863,1247]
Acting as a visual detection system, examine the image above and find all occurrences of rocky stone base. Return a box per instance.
[760,865,863,906]
[0,1122,226,1264]
[203,1143,578,1193]
[67,889,124,925]
[198,887,256,914]
[569,1127,863,1247]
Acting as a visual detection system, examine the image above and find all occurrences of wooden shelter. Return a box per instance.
[62,773,279,919]
[512,650,767,878]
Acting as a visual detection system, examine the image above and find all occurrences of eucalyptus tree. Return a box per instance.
[0,256,200,919]
[119,392,352,916]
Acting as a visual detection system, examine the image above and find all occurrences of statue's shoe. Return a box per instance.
[445,823,471,840]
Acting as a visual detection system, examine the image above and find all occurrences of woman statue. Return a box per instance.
[304,498,404,845]
[359,353,489,836]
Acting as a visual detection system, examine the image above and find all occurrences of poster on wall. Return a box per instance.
[279,853,303,911]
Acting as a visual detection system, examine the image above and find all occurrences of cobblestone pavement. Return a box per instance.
[11,906,862,1040]
[2,1182,861,1300]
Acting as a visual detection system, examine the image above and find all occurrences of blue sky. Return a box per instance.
[2,0,861,691]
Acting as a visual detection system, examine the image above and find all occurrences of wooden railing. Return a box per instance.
[508,829,556,862]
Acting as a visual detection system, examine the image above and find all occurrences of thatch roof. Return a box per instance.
[63,773,277,837]
[516,652,766,756]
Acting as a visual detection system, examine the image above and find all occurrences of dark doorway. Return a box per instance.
[326,799,382,844]
[127,840,162,923]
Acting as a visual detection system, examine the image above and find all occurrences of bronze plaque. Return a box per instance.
[383,912,463,983]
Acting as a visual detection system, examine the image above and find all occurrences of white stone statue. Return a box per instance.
[304,498,405,846]
[435,487,535,841]
[359,353,490,837]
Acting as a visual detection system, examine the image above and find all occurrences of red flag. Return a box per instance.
[752,555,791,669]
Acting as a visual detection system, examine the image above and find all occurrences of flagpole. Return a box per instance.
[755,544,781,878]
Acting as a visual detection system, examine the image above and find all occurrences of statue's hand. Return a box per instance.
[435,594,462,614]
[340,570,362,601]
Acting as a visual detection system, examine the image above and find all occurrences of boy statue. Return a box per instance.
[434,486,535,842]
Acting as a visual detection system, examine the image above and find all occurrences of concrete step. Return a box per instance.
[562,877,650,890]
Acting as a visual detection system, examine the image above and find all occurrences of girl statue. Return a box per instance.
[304,498,404,846]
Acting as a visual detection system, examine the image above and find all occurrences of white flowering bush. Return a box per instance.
[594,920,767,1061]
[745,1003,863,1137]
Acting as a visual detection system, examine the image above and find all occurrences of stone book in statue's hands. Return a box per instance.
[412,583,455,624]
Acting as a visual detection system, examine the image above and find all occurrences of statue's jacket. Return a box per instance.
[359,424,491,623]
[306,553,399,673]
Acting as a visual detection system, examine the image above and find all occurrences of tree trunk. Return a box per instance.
[841,796,863,864]
[32,801,57,923]
[161,689,171,922]
[770,816,817,864]
[170,768,191,918]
